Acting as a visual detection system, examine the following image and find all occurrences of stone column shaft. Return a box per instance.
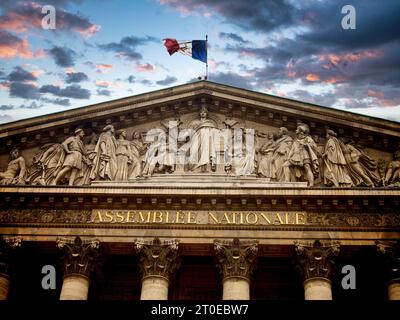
[215,238,258,301]
[0,275,10,300]
[135,238,180,301]
[388,281,400,300]
[60,274,89,300]
[141,276,169,300]
[303,278,332,300]
[222,277,250,300]
[0,236,22,300]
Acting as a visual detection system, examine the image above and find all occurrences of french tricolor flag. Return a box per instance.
[163,38,207,64]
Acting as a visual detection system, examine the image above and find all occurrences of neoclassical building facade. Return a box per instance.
[0,81,399,300]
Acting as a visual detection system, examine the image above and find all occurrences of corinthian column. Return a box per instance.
[295,240,340,300]
[376,240,400,300]
[135,238,180,300]
[214,238,258,300]
[0,236,22,300]
[57,236,100,300]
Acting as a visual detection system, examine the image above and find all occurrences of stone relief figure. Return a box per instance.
[90,125,118,181]
[26,142,65,185]
[232,129,256,176]
[312,134,325,185]
[284,123,319,186]
[384,150,400,186]
[115,130,133,181]
[321,129,352,187]
[222,117,240,173]
[52,129,89,186]
[271,127,293,182]
[257,132,276,180]
[129,131,147,179]
[340,138,379,187]
[0,147,26,185]
[142,131,174,176]
[73,133,97,186]
[187,106,219,173]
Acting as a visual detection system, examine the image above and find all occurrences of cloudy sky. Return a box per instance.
[0,0,399,124]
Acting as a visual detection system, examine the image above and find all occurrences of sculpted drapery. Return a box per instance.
[322,130,352,187]
[115,130,132,181]
[271,128,293,182]
[90,125,118,181]
[257,133,276,179]
[187,106,219,173]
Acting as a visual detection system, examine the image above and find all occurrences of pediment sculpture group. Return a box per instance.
[1,106,399,188]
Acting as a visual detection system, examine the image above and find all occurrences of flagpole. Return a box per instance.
[205,34,208,80]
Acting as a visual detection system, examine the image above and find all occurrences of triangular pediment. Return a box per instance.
[1,80,399,139]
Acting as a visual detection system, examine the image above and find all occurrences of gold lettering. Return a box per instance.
[208,212,219,224]
[175,211,185,224]
[285,213,295,225]
[245,212,258,224]
[115,211,124,223]
[296,212,306,225]
[221,212,232,224]
[165,211,170,223]
[152,211,163,223]
[138,211,151,223]
[126,211,133,223]
[260,213,271,224]
[275,213,284,225]
[187,212,197,224]
[105,211,114,223]
[239,212,244,224]
[92,210,103,223]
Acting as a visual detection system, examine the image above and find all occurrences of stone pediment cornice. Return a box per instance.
[1,81,399,189]
[1,81,399,139]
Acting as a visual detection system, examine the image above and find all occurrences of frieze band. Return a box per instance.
[1,209,400,228]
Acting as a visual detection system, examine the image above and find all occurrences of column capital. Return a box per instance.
[376,240,400,283]
[295,240,340,282]
[57,236,100,278]
[214,238,258,281]
[0,236,22,277]
[135,238,180,281]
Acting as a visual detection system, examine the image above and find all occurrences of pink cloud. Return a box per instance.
[136,63,155,72]
[96,64,113,74]
[95,81,119,88]
[305,73,319,82]
[319,50,381,67]
[0,2,100,37]
[0,81,10,90]
[0,38,34,59]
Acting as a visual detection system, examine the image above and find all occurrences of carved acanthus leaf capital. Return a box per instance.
[214,238,259,280]
[134,238,180,280]
[57,236,100,278]
[0,236,22,276]
[295,240,340,281]
[376,240,400,282]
